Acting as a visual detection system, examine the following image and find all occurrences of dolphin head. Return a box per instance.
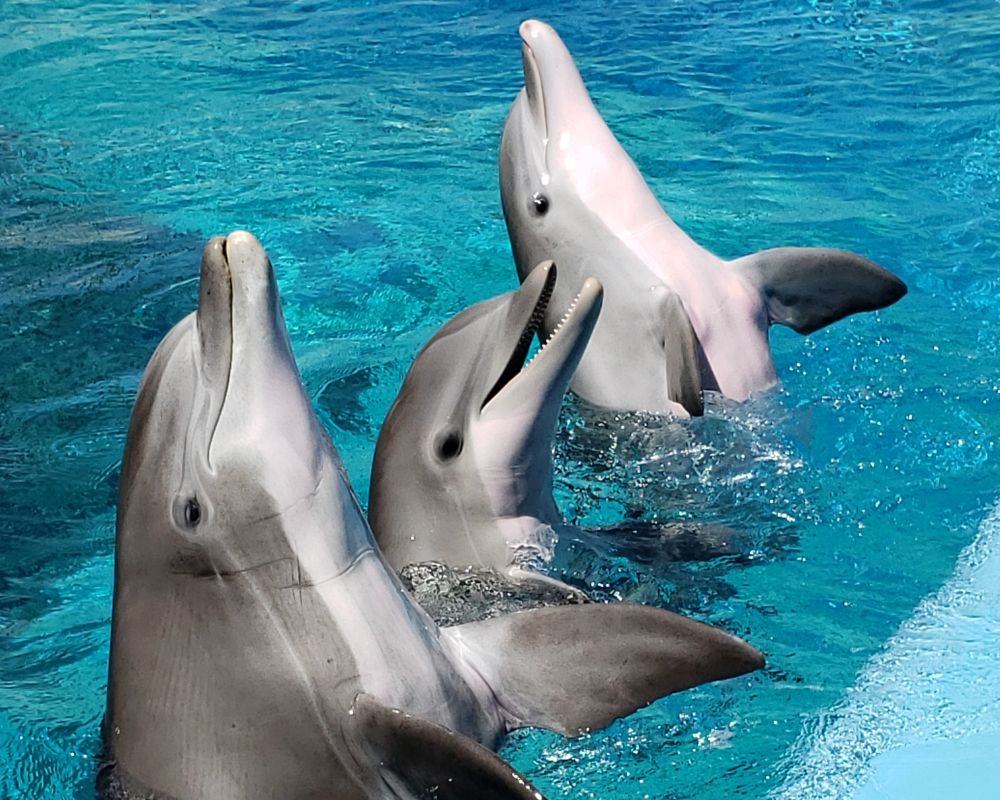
[370,262,602,570]
[500,20,656,275]
[108,230,378,795]
[115,230,367,587]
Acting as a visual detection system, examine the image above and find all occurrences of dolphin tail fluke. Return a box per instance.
[732,246,907,335]
[353,693,547,800]
[443,603,764,737]
[658,289,704,416]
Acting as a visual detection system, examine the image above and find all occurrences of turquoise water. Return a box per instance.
[1,0,998,797]
[775,499,1000,799]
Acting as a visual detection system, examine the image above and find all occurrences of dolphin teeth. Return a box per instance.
[523,287,585,369]
[483,267,556,408]
[485,275,591,408]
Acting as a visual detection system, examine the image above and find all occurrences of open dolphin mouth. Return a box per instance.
[483,265,556,408]
[482,264,602,413]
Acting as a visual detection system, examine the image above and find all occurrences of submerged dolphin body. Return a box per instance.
[500,20,907,417]
[370,261,602,592]
[103,233,765,800]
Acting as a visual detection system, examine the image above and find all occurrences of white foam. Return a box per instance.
[771,499,1000,799]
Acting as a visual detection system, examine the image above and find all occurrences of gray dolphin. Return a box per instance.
[500,19,907,418]
[369,262,744,605]
[102,232,765,800]
[370,261,602,594]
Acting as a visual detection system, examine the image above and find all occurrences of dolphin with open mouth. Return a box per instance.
[370,261,602,594]
[500,19,907,417]
[370,261,746,605]
[368,261,748,600]
[102,233,764,800]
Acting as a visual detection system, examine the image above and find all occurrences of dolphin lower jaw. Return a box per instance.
[473,445,558,522]
[527,278,598,368]
[520,42,547,146]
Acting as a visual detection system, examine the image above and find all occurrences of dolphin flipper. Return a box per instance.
[658,289,704,416]
[506,566,591,603]
[733,247,907,335]
[444,603,764,737]
[354,693,547,800]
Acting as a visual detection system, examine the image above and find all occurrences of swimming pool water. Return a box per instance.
[1,0,998,797]
[775,498,1000,799]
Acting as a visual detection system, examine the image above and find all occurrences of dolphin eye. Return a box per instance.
[531,192,550,215]
[184,498,202,528]
[435,431,464,461]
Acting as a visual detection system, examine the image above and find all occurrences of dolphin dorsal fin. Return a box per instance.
[353,693,547,799]
[658,289,704,416]
[444,603,763,737]
[732,247,907,334]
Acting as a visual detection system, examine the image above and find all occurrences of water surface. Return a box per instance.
[1,1,999,797]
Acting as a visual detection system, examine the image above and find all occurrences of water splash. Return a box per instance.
[398,561,584,627]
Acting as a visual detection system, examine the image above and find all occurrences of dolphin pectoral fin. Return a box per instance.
[733,247,908,335]
[505,566,592,603]
[658,289,704,416]
[444,603,764,737]
[353,693,546,800]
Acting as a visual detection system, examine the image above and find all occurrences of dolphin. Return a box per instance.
[370,261,603,595]
[102,232,765,800]
[500,19,907,418]
[369,261,745,611]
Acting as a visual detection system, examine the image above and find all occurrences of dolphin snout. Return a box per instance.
[222,230,268,278]
[217,230,279,333]
[198,237,233,372]
[519,19,554,44]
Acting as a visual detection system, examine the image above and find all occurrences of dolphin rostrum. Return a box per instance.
[500,19,907,417]
[102,232,764,799]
